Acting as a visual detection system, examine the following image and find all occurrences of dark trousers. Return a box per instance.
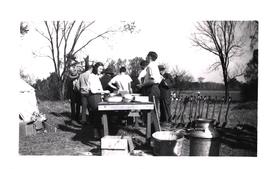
[81,93,92,122]
[70,91,81,121]
[81,93,102,128]
[88,93,102,129]
[159,93,171,123]
[143,84,160,133]
[143,84,160,102]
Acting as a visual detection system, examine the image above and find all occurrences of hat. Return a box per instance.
[104,68,114,75]
[158,65,165,70]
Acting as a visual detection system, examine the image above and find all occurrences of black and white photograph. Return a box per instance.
[1,0,269,168]
[18,19,258,156]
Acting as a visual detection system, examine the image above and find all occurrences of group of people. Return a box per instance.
[67,51,174,139]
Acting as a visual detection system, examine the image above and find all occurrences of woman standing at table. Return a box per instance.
[88,62,109,139]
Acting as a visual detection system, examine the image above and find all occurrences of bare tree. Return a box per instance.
[170,65,194,90]
[35,21,136,100]
[170,65,194,82]
[191,21,244,101]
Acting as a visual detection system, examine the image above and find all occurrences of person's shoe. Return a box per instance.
[93,129,100,140]
[160,122,171,128]
[80,120,90,125]
[71,120,82,126]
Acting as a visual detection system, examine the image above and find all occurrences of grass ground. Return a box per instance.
[19,100,257,156]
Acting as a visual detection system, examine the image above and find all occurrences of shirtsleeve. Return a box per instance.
[147,66,153,78]
[127,75,132,83]
[109,76,117,84]
[138,69,146,82]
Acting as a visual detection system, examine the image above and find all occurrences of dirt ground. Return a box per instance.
[19,100,257,156]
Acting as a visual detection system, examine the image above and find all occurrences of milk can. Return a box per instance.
[189,118,220,156]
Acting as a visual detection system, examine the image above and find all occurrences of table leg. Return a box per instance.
[146,110,152,144]
[134,117,139,128]
[152,109,160,131]
[102,113,109,136]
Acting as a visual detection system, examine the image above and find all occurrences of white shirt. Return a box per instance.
[78,70,91,94]
[109,73,132,92]
[143,61,162,84]
[88,73,103,94]
[138,69,147,84]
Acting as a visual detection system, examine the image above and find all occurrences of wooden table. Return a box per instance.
[98,101,154,143]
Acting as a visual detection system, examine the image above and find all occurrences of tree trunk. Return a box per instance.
[223,71,229,102]
[224,80,229,102]
[220,60,229,102]
[59,78,67,101]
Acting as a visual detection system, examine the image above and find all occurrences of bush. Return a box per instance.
[240,80,258,102]
[34,73,62,101]
[231,101,257,110]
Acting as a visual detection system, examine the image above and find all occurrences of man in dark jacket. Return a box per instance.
[67,65,81,122]
[100,67,115,93]
[158,65,174,123]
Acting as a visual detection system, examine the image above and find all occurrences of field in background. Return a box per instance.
[177,90,241,102]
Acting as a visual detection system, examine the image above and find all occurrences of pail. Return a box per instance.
[152,131,184,156]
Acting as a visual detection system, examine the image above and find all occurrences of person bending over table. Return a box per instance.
[108,66,133,94]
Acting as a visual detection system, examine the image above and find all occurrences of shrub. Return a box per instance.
[34,73,62,101]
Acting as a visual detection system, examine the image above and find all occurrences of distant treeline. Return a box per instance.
[173,80,241,91]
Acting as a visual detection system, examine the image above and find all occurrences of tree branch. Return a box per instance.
[35,28,50,42]
[32,51,53,61]
[69,21,84,53]
[192,35,220,56]
[44,21,58,75]
[208,61,221,72]
[73,30,111,55]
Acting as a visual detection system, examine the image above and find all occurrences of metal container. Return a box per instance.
[189,118,220,156]
[152,131,184,156]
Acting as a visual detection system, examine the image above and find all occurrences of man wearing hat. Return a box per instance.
[67,65,81,122]
[158,64,174,124]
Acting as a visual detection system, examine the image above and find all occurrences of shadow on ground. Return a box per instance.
[46,110,257,155]
[50,111,71,119]
[218,124,257,152]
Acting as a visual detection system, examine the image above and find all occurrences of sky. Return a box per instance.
[19,18,253,83]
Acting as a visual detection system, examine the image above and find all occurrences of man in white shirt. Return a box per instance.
[140,51,162,98]
[108,66,133,94]
[77,65,93,124]
[138,51,162,132]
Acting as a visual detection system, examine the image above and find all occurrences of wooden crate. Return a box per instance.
[19,122,36,137]
[101,136,129,156]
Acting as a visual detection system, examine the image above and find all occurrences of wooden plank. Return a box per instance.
[146,111,152,143]
[102,114,109,136]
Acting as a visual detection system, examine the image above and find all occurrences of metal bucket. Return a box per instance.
[152,131,184,156]
[189,118,220,156]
